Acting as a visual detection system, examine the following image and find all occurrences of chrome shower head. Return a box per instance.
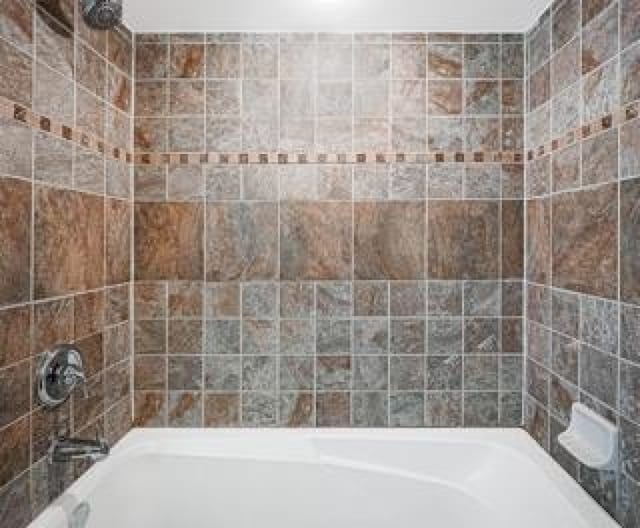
[82,0,122,30]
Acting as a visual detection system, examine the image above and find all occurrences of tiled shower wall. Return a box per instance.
[523,0,640,525]
[0,1,133,526]
[132,32,526,428]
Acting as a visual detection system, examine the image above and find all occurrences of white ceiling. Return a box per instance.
[124,0,550,34]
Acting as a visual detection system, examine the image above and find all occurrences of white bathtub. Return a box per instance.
[28,428,619,528]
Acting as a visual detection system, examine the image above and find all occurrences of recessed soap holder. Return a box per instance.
[558,403,618,470]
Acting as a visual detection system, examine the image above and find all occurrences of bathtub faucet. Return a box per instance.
[49,435,110,464]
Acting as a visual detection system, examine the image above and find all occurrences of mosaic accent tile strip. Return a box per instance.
[0,96,133,164]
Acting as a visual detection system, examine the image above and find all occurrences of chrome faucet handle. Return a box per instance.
[37,344,88,408]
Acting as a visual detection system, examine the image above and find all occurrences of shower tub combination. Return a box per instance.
[28,428,617,528]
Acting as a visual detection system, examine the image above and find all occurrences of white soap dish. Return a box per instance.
[558,403,618,470]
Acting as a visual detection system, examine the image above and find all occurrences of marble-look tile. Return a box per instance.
[134,356,165,391]
[0,116,31,181]
[464,392,499,427]
[465,318,500,354]
[281,202,352,280]
[352,392,388,427]
[580,344,618,408]
[502,201,524,279]
[135,203,203,281]
[279,357,313,391]
[316,392,350,427]
[464,282,501,316]
[552,289,580,337]
[206,42,240,78]
[0,38,31,107]
[279,392,314,427]
[242,282,278,319]
[134,391,166,427]
[621,304,640,363]
[280,320,314,355]
[428,80,462,115]
[428,201,500,280]
[552,143,580,192]
[105,199,131,286]
[425,392,462,427]
[621,42,640,105]
[553,0,580,51]
[552,184,618,299]
[582,60,619,123]
[621,364,640,424]
[390,319,425,355]
[168,356,202,390]
[427,281,462,316]
[354,282,388,316]
[205,320,240,355]
[390,281,426,316]
[316,319,351,356]
[464,43,500,78]
[168,391,202,427]
[621,178,640,305]
[390,392,424,427]
[502,43,524,78]
[0,471,31,528]
[354,202,425,280]
[551,37,580,96]
[426,355,462,390]
[170,43,204,78]
[391,43,426,78]
[34,186,103,298]
[428,319,463,355]
[621,0,640,49]
[0,177,30,306]
[526,198,551,284]
[582,0,615,27]
[582,3,618,75]
[279,282,314,318]
[207,202,278,281]
[353,319,388,355]
[204,393,240,427]
[0,305,29,369]
[581,296,619,355]
[242,320,277,355]
[428,43,462,78]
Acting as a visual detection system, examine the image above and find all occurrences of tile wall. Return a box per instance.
[131,32,526,428]
[523,0,640,525]
[0,1,133,526]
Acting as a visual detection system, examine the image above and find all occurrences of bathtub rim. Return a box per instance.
[27,427,620,528]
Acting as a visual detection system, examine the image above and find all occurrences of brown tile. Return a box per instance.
[428,43,462,78]
[106,199,131,286]
[107,65,131,113]
[135,81,167,116]
[74,290,104,339]
[35,9,73,78]
[0,359,30,428]
[134,355,166,391]
[526,198,551,284]
[502,201,524,279]
[316,392,350,427]
[170,43,205,78]
[169,282,202,318]
[354,202,424,280]
[34,186,104,298]
[582,3,618,75]
[502,80,523,114]
[0,0,33,52]
[168,320,202,354]
[72,373,104,431]
[582,129,618,186]
[428,80,462,115]
[168,356,202,390]
[205,283,240,318]
[552,143,580,192]
[204,393,239,426]
[135,202,204,281]
[621,178,640,305]
[552,184,618,298]
[136,42,168,79]
[0,471,30,528]
[75,333,103,378]
[0,415,29,488]
[553,0,580,51]
[168,391,202,427]
[0,177,31,306]
[0,306,30,369]
[33,297,73,355]
[0,38,31,107]
[134,391,166,427]
[207,202,278,281]
[281,202,352,280]
[428,201,499,280]
[107,27,132,75]
[582,0,614,26]
[134,282,166,320]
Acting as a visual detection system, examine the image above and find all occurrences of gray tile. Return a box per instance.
[352,392,388,427]
[279,356,314,391]
[353,319,388,355]
[580,296,618,355]
[464,281,501,316]
[353,356,388,390]
[621,362,640,423]
[427,318,463,355]
[426,355,462,390]
[242,282,278,319]
[580,344,618,408]
[424,392,462,427]
[464,355,499,390]
[242,356,276,390]
[242,392,277,427]
[390,356,424,390]
[390,392,424,427]
[316,282,352,317]
[205,355,240,390]
[280,320,314,355]
[428,281,463,315]
[390,281,426,316]
[622,304,640,364]
[316,319,351,355]
[204,321,239,354]
[391,319,426,355]
[464,392,499,427]
[242,320,278,355]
